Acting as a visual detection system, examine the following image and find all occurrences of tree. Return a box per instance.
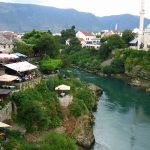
[61,26,76,44]
[107,34,126,49]
[36,33,59,57]
[122,29,135,46]
[13,42,33,56]
[99,35,126,60]
[99,43,112,60]
[23,29,44,45]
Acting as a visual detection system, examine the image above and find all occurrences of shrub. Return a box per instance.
[40,132,77,150]
[40,56,62,74]
[76,88,95,110]
[69,98,88,117]
[11,82,62,132]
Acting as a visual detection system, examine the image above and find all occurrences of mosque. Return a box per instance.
[143,24,150,50]
[130,0,150,50]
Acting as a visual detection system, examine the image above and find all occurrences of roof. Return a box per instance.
[13,53,27,58]
[4,61,37,72]
[0,54,19,60]
[78,38,84,42]
[0,32,21,45]
[55,84,71,91]
[81,31,94,36]
[0,89,11,95]
[0,122,11,128]
[0,74,18,82]
[130,38,138,44]
[0,33,11,45]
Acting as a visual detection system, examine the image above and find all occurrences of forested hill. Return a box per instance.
[0,2,150,32]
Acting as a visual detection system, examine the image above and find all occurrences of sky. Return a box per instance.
[0,0,150,18]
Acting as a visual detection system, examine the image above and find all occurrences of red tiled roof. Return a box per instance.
[78,38,84,42]
[81,31,94,36]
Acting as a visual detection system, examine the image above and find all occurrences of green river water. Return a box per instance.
[75,69,150,150]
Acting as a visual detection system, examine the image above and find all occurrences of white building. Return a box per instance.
[143,24,150,50]
[76,31,100,49]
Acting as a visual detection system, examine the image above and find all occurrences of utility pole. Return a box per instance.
[138,0,145,49]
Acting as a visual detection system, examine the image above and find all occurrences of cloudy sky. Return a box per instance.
[0,0,150,18]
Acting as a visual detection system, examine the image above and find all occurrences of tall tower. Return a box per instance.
[138,0,145,49]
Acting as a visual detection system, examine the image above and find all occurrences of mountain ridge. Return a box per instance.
[0,2,150,33]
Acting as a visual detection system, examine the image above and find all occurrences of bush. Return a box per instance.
[11,82,62,132]
[69,98,88,117]
[111,58,125,74]
[40,132,77,150]
[76,88,95,110]
[40,56,62,74]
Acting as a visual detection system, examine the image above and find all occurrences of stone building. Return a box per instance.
[143,24,150,50]
[0,32,21,53]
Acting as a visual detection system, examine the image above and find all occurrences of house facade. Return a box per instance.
[76,31,100,49]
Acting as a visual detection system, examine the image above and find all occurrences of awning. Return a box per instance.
[130,38,138,44]
[0,74,19,82]
[0,122,11,128]
[13,53,27,58]
[0,89,11,95]
[4,61,37,72]
[55,84,71,91]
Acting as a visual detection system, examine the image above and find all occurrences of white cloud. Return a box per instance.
[0,0,150,18]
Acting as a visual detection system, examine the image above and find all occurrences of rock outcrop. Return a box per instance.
[73,115,95,148]
[126,65,150,91]
[88,83,103,96]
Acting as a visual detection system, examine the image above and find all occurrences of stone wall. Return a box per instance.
[0,102,12,122]
[15,77,42,91]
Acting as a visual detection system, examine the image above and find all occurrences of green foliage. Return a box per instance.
[69,98,88,117]
[2,130,38,150]
[41,132,77,150]
[99,42,112,60]
[61,26,76,44]
[123,49,150,72]
[122,29,135,46]
[11,81,62,132]
[36,33,59,57]
[40,56,62,74]
[102,65,113,75]
[66,48,101,71]
[22,30,60,57]
[3,130,77,150]
[14,42,33,56]
[99,35,126,60]
[66,37,81,53]
[46,77,55,90]
[23,29,45,45]
[76,88,95,110]
[111,58,125,74]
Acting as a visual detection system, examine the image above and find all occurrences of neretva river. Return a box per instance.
[74,69,150,150]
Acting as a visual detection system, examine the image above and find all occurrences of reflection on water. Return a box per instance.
[74,69,150,150]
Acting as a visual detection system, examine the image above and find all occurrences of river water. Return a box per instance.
[75,70,150,150]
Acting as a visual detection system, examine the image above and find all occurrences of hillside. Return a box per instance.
[0,2,150,32]
[98,14,150,30]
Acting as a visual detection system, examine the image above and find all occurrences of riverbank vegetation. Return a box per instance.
[2,130,77,150]
[3,26,149,149]
[3,71,96,149]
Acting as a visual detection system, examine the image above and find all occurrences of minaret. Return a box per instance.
[115,24,118,31]
[138,0,145,49]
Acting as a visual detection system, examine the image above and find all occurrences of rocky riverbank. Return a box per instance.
[60,83,103,149]
[73,65,150,92]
